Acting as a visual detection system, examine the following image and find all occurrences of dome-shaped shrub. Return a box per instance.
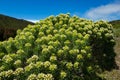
[0,14,115,80]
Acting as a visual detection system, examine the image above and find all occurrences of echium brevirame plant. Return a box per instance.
[0,13,115,80]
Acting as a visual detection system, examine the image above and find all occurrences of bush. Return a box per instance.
[0,13,115,80]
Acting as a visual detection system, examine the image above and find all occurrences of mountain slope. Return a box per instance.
[110,20,120,37]
[0,14,34,41]
[0,14,34,29]
[110,20,120,29]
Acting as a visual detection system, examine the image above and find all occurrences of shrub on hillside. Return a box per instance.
[0,14,115,80]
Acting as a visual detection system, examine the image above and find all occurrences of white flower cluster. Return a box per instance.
[0,70,13,78]
[37,73,53,80]
[27,55,39,64]
[27,73,53,80]
[2,55,13,63]
[14,60,22,67]
[14,68,24,76]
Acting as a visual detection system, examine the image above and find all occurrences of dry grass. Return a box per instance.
[115,38,120,69]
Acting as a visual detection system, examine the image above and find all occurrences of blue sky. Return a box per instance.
[0,0,120,22]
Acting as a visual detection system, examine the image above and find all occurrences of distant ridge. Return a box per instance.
[0,14,34,41]
[109,20,120,37]
[109,20,120,28]
[0,14,34,29]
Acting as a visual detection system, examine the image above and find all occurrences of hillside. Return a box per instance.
[110,20,120,37]
[0,14,34,41]
[110,20,120,29]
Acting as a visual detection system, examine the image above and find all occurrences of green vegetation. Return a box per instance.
[0,14,115,80]
[0,14,34,41]
[101,20,120,80]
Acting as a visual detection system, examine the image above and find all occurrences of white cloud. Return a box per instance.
[26,19,39,23]
[85,2,120,21]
